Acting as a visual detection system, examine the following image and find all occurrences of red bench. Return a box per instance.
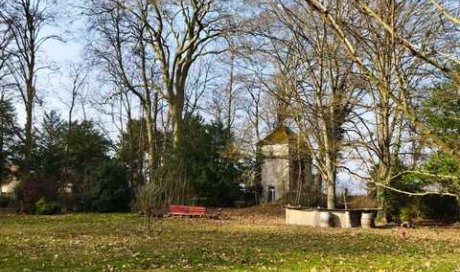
[168,205,206,218]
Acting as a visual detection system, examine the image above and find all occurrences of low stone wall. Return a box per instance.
[285,207,376,228]
[285,208,319,226]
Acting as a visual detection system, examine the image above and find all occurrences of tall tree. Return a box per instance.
[4,0,56,168]
[303,0,460,165]
[207,52,239,130]
[88,0,161,182]
[283,0,459,219]
[0,0,12,86]
[127,0,235,148]
[248,0,362,208]
[419,79,460,195]
[0,95,18,180]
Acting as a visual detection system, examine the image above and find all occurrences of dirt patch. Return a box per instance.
[223,203,284,217]
[220,203,285,225]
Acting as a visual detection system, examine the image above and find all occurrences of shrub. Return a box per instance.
[399,202,424,222]
[135,182,165,215]
[35,197,61,215]
[0,195,10,207]
[422,195,458,220]
[19,173,59,214]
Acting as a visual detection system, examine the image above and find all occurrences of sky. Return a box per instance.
[13,2,123,139]
[13,3,82,120]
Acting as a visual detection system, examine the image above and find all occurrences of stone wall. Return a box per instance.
[285,208,372,228]
[285,208,319,226]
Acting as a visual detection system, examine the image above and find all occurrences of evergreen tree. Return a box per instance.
[421,81,460,193]
[21,112,130,213]
[180,116,242,206]
[118,119,150,188]
[0,97,19,180]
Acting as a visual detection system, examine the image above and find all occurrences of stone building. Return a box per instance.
[258,126,320,206]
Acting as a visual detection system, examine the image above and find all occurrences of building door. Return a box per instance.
[268,186,275,202]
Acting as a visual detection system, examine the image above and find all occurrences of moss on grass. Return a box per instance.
[0,213,459,271]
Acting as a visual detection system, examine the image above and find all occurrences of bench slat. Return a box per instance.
[168,205,206,217]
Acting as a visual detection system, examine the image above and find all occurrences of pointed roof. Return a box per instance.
[258,125,296,146]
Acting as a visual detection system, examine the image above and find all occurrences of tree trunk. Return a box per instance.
[169,98,184,149]
[24,96,33,168]
[326,179,336,209]
[325,156,337,209]
[144,102,156,183]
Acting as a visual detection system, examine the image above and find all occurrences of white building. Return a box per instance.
[258,126,320,206]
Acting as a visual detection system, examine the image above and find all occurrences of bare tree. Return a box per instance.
[243,78,264,144]
[0,0,13,86]
[126,0,236,148]
[3,0,56,167]
[61,64,88,133]
[303,0,460,165]
[298,0,460,206]
[246,0,363,208]
[206,52,240,129]
[184,58,213,119]
[88,0,161,182]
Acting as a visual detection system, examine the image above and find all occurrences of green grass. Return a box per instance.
[0,213,459,271]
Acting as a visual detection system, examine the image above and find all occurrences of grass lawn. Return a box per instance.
[0,207,459,271]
